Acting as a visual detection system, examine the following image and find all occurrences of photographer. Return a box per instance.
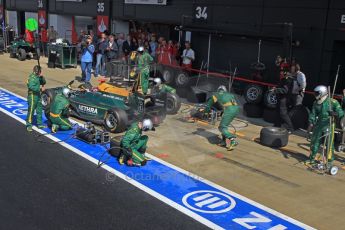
[80,36,95,82]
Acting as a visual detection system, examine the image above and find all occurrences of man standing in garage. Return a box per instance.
[290,64,306,106]
[204,86,240,151]
[137,46,153,95]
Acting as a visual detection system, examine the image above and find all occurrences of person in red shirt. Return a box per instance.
[156,39,170,65]
[40,28,48,57]
[25,29,35,44]
[167,40,178,66]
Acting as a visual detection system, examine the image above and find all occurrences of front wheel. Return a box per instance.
[17,48,26,61]
[166,93,181,115]
[104,109,128,133]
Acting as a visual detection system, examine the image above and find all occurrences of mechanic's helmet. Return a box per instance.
[153,78,162,86]
[314,85,328,100]
[137,46,145,53]
[142,119,153,131]
[217,85,227,92]
[33,65,42,75]
[62,87,71,98]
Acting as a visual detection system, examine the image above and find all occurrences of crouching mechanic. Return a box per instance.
[307,85,344,166]
[119,119,154,166]
[153,78,176,94]
[50,87,73,133]
[26,65,46,132]
[204,85,240,151]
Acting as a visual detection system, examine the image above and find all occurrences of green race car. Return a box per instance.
[42,79,180,133]
[9,38,39,61]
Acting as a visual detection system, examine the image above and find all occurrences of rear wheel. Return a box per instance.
[17,48,26,61]
[41,89,56,111]
[166,93,181,115]
[104,109,128,133]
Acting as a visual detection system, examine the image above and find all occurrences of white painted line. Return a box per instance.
[193,193,213,202]
[208,201,228,209]
[196,197,221,208]
[0,87,315,230]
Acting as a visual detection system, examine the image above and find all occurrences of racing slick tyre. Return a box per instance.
[263,90,278,109]
[17,48,26,61]
[260,127,289,148]
[175,71,190,87]
[243,84,263,104]
[109,136,123,157]
[166,93,181,115]
[104,108,128,133]
[288,105,309,130]
[263,108,280,124]
[162,67,175,85]
[41,89,56,111]
[243,103,263,118]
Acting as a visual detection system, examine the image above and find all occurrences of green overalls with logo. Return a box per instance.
[138,52,153,94]
[49,94,72,131]
[308,98,344,163]
[205,91,240,142]
[120,122,147,165]
[26,73,46,128]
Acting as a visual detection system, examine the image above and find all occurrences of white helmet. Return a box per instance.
[142,119,153,131]
[62,87,71,98]
[314,85,328,100]
[217,85,227,92]
[138,46,145,52]
[154,78,162,86]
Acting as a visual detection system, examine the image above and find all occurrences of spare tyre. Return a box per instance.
[162,67,175,85]
[243,103,263,118]
[263,108,280,125]
[175,71,190,87]
[41,89,56,111]
[260,127,289,148]
[243,84,264,104]
[263,90,278,109]
[288,105,309,130]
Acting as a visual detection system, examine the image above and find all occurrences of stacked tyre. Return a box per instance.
[243,84,265,118]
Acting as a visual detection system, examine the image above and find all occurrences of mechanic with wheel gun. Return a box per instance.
[204,86,240,151]
[119,119,154,166]
[50,87,73,133]
[306,85,344,167]
[137,46,153,95]
[26,65,46,132]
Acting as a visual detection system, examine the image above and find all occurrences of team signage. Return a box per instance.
[0,87,314,230]
[125,0,167,5]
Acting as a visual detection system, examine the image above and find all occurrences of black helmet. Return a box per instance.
[33,65,42,75]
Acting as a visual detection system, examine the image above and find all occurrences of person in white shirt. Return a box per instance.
[291,64,307,105]
[181,41,195,68]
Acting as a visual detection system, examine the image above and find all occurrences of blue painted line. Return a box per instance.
[0,88,313,230]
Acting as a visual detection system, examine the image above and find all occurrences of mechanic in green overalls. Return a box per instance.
[137,46,153,95]
[26,65,46,132]
[204,85,240,151]
[49,87,73,133]
[119,119,154,166]
[153,78,176,94]
[306,85,344,166]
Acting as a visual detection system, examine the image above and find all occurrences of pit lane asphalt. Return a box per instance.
[0,112,208,230]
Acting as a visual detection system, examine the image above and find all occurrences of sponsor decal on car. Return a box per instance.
[78,105,98,115]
